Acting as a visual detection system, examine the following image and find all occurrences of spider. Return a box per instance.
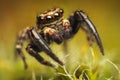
[15,8,104,69]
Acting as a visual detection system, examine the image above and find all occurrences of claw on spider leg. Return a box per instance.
[45,51,64,66]
[74,11,104,55]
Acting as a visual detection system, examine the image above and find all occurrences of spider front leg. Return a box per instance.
[68,10,104,55]
[27,28,63,66]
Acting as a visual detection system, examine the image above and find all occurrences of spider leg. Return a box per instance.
[26,44,54,67]
[28,28,63,65]
[68,11,104,55]
[15,27,30,69]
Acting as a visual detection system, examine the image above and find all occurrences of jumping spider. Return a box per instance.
[15,8,104,69]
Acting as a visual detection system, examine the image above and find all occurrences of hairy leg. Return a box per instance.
[15,27,30,69]
[26,44,55,67]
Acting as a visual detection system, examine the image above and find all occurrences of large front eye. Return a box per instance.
[54,12,60,18]
[46,15,52,22]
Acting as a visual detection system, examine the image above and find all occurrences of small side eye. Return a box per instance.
[59,9,64,14]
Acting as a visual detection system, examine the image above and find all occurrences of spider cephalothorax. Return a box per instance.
[15,8,104,69]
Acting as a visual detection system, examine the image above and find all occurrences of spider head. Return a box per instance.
[36,8,64,27]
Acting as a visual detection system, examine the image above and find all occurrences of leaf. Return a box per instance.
[55,65,73,80]
[53,75,71,80]
[74,65,90,79]
[55,65,66,74]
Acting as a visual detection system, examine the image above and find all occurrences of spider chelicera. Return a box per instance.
[15,8,104,69]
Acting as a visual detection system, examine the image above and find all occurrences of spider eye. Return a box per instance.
[59,9,64,14]
[37,16,46,24]
[54,13,59,18]
[46,15,52,22]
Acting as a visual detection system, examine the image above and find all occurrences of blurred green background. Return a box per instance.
[0,0,120,80]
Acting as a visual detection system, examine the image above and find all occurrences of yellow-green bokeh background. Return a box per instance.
[0,0,120,80]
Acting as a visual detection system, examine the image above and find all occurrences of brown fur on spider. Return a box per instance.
[15,8,104,69]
